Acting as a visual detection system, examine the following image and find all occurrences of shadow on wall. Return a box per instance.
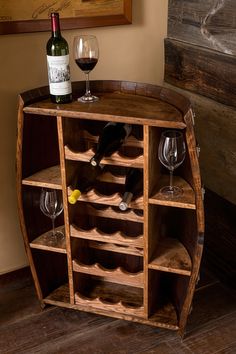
[132,0,145,26]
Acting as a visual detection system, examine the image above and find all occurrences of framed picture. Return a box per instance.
[0,0,132,35]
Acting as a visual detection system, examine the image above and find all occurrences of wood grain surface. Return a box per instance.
[1,266,236,353]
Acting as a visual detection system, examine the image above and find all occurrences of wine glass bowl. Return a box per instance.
[158,130,186,197]
[73,35,99,102]
[39,188,64,244]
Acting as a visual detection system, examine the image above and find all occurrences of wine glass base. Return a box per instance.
[159,185,183,198]
[46,230,65,246]
[77,95,99,103]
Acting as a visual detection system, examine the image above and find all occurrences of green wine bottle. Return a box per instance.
[68,163,103,204]
[90,122,132,167]
[119,168,143,211]
[46,12,72,104]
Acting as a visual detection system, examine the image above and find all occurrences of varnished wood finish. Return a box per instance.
[16,80,204,336]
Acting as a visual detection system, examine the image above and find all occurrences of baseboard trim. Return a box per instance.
[0,265,31,284]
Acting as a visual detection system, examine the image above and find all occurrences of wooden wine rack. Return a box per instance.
[16,80,204,336]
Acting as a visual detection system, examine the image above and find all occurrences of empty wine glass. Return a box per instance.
[39,188,64,244]
[158,130,186,197]
[73,34,99,102]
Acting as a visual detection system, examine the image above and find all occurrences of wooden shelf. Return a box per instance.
[77,204,144,223]
[70,224,144,248]
[149,175,195,209]
[30,226,66,253]
[73,259,144,288]
[44,283,70,305]
[74,280,144,317]
[149,237,192,276]
[148,303,178,330]
[23,90,186,128]
[68,188,144,209]
[22,165,62,189]
[65,146,144,168]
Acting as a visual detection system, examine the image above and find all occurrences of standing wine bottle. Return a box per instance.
[119,168,143,211]
[90,122,132,167]
[46,12,72,104]
[68,164,103,204]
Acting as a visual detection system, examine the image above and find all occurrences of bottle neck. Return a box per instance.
[51,13,61,38]
[90,152,103,167]
[119,192,134,211]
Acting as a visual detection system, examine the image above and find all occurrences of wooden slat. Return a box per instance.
[88,240,143,257]
[70,224,144,248]
[80,203,144,223]
[65,145,144,168]
[164,38,236,108]
[73,259,144,288]
[74,278,144,318]
[68,188,144,209]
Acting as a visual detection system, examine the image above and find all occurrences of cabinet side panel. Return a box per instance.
[16,97,43,302]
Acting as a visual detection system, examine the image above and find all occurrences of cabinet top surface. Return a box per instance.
[23,92,185,128]
[20,81,191,128]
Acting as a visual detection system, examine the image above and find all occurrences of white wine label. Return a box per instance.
[47,55,72,95]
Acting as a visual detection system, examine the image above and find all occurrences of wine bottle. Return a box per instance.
[46,12,72,104]
[68,164,103,204]
[119,168,143,211]
[90,122,132,167]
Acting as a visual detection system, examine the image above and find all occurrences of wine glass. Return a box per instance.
[158,130,186,197]
[73,35,99,102]
[39,188,64,244]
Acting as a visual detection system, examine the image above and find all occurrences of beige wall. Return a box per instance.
[0,0,168,274]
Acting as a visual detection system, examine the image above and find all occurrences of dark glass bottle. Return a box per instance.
[119,168,143,211]
[90,122,132,167]
[46,12,72,104]
[68,164,103,204]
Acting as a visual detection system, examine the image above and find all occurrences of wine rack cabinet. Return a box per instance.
[17,80,204,336]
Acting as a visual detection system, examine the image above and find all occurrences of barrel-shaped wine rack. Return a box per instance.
[16,80,204,336]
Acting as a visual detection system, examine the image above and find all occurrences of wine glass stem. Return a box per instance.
[51,216,56,237]
[169,169,174,191]
[85,73,91,96]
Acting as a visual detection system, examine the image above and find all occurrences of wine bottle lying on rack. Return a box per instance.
[119,168,143,211]
[68,163,103,204]
[90,122,132,167]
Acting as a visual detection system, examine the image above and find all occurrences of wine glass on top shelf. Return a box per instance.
[73,35,99,102]
[158,130,186,197]
[39,188,64,245]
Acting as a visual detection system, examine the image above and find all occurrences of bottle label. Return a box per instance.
[47,55,72,95]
